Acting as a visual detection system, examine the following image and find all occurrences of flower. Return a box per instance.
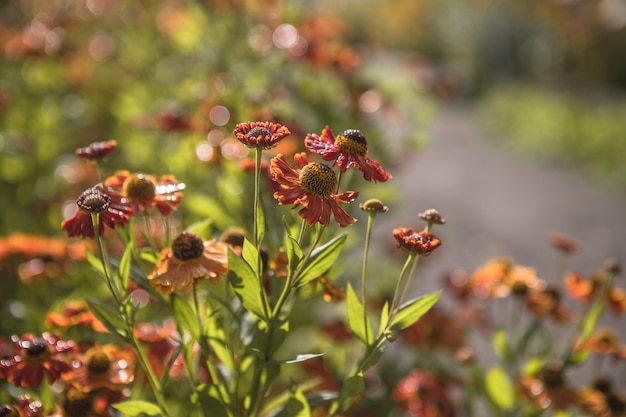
[419,209,446,226]
[304,126,392,182]
[45,300,108,333]
[62,344,134,392]
[0,396,43,417]
[270,152,358,227]
[75,140,117,161]
[392,228,442,255]
[103,170,184,217]
[148,232,228,294]
[0,333,75,388]
[517,361,579,410]
[548,231,579,254]
[234,121,291,149]
[359,198,389,214]
[565,271,626,316]
[61,186,130,239]
[393,370,456,417]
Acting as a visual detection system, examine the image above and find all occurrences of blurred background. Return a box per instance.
[1,0,626,340]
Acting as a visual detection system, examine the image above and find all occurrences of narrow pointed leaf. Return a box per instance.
[390,291,442,330]
[346,283,373,345]
[256,196,266,246]
[378,301,390,337]
[112,400,163,416]
[228,249,268,321]
[485,367,514,410]
[86,298,127,340]
[329,374,364,415]
[297,234,347,286]
[274,384,311,417]
[280,353,325,364]
[242,237,261,276]
[85,249,106,278]
[171,294,201,342]
[119,240,133,292]
[191,384,228,417]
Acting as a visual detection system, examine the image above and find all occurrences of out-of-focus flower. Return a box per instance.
[517,361,578,410]
[134,321,178,379]
[103,171,184,217]
[234,121,291,149]
[359,198,389,214]
[62,344,134,393]
[467,257,513,299]
[392,228,441,255]
[45,300,108,333]
[61,186,130,239]
[320,320,354,342]
[75,140,118,161]
[549,231,579,254]
[565,271,626,316]
[309,276,346,302]
[418,209,446,226]
[0,396,43,417]
[526,285,576,323]
[305,126,392,183]
[148,232,228,294]
[393,370,456,417]
[0,333,75,388]
[270,153,358,227]
[574,327,622,356]
[401,306,466,352]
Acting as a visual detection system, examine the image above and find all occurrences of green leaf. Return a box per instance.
[378,301,390,337]
[360,344,386,372]
[242,237,261,276]
[86,298,127,340]
[282,220,303,278]
[485,367,515,411]
[185,218,215,240]
[492,328,509,361]
[280,353,325,364]
[191,384,228,417]
[256,195,266,246]
[119,240,133,292]
[274,384,311,417]
[297,234,347,286]
[112,400,163,416]
[228,249,268,321]
[138,248,160,265]
[329,374,365,415]
[346,283,373,345]
[581,300,606,340]
[171,294,201,342]
[389,291,441,330]
[85,249,106,278]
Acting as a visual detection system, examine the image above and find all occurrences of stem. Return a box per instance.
[389,253,418,313]
[253,147,263,249]
[91,214,121,305]
[361,213,376,346]
[396,254,421,310]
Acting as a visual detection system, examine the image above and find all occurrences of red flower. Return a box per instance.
[234,121,291,149]
[393,370,456,417]
[305,126,392,182]
[1,333,75,388]
[392,228,442,255]
[103,170,184,217]
[61,186,130,239]
[0,396,43,417]
[62,344,134,392]
[270,152,358,227]
[75,140,117,161]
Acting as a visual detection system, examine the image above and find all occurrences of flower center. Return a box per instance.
[63,388,92,417]
[335,129,368,156]
[87,351,111,374]
[172,232,205,261]
[123,174,156,201]
[77,188,111,214]
[0,405,20,417]
[299,163,337,198]
[246,126,271,143]
[21,338,51,366]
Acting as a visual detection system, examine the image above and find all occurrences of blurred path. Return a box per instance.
[380,103,626,292]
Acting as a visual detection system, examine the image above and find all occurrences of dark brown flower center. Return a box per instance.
[246,127,271,142]
[123,174,156,201]
[335,129,368,156]
[63,388,92,417]
[172,232,204,261]
[87,351,111,374]
[0,405,20,417]
[541,364,564,389]
[77,188,111,214]
[299,163,337,198]
[22,338,51,366]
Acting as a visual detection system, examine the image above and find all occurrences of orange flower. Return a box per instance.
[270,153,358,227]
[104,170,184,217]
[75,140,117,161]
[305,126,392,183]
[148,232,228,294]
[517,361,578,410]
[574,327,622,356]
[526,285,576,323]
[62,344,134,393]
[392,228,442,255]
[45,300,108,333]
[565,271,626,316]
[234,121,291,149]
[0,395,43,417]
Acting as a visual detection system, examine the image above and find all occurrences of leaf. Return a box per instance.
[86,298,128,340]
[280,353,325,364]
[282,219,303,278]
[485,367,515,411]
[377,301,390,337]
[581,300,606,340]
[242,237,261,276]
[185,218,214,240]
[359,344,386,372]
[297,234,347,286]
[256,196,266,246]
[171,294,201,342]
[85,249,106,278]
[273,384,311,417]
[118,240,133,292]
[191,384,229,417]
[329,374,365,415]
[228,249,268,321]
[112,400,163,416]
[389,291,441,330]
[346,283,373,345]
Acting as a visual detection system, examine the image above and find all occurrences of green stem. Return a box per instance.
[396,254,421,310]
[91,214,121,305]
[389,253,418,313]
[253,147,263,249]
[361,213,376,346]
